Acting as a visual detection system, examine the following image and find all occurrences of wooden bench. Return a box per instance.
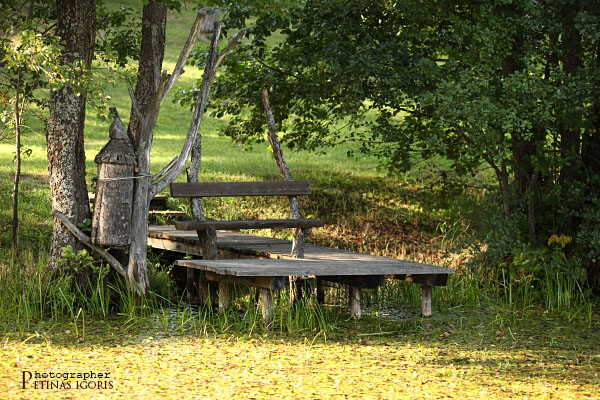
[170,180,324,304]
[171,180,325,232]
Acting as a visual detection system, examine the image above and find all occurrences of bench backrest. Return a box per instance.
[170,180,312,198]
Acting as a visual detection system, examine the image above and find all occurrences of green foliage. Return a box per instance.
[56,246,95,277]
[192,0,600,287]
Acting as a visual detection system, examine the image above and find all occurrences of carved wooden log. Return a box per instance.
[91,110,136,249]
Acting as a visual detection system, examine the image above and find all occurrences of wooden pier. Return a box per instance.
[148,225,454,321]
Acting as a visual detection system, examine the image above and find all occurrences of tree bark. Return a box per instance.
[46,0,95,277]
[127,0,167,148]
[560,4,582,187]
[187,129,217,304]
[187,133,217,260]
[126,17,242,295]
[12,70,22,258]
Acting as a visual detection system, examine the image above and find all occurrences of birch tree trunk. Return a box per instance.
[46,0,95,278]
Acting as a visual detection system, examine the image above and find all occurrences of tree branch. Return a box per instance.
[251,54,303,81]
[151,22,228,196]
[158,12,205,104]
[52,211,128,279]
[128,87,142,121]
[152,155,178,182]
[209,30,246,81]
[262,88,293,181]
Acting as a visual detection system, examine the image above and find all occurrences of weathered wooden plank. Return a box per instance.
[175,218,325,231]
[170,180,312,198]
[319,275,385,289]
[204,271,286,290]
[389,273,449,287]
[175,259,454,277]
[147,236,203,256]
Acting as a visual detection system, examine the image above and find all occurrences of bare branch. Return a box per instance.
[152,155,179,182]
[52,211,128,279]
[158,13,205,104]
[252,54,303,80]
[209,30,246,81]
[262,88,293,181]
[151,23,225,196]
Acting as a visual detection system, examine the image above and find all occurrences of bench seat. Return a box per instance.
[174,218,326,231]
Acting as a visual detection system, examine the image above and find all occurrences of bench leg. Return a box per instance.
[316,278,325,304]
[218,281,229,312]
[289,276,304,304]
[186,268,198,302]
[259,288,274,324]
[420,284,432,317]
[198,271,218,308]
[349,285,361,320]
[197,227,217,259]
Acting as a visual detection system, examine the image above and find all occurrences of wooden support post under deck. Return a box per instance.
[349,285,361,320]
[259,288,274,324]
[316,278,325,304]
[218,281,229,312]
[421,284,432,317]
[187,268,197,302]
[198,271,217,307]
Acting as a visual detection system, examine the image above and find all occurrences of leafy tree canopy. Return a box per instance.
[177,0,600,285]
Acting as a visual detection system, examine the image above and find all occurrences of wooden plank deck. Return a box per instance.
[148,225,448,267]
[148,225,454,321]
[176,258,452,278]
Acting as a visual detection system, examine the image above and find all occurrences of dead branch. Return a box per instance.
[158,13,205,104]
[52,211,128,278]
[262,88,293,181]
[152,156,179,182]
[152,22,225,196]
[209,30,246,82]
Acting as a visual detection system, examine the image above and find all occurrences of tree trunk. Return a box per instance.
[127,0,167,148]
[187,134,217,260]
[560,4,582,187]
[262,89,307,301]
[12,70,22,258]
[46,0,95,278]
[124,1,167,294]
[187,133,218,304]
